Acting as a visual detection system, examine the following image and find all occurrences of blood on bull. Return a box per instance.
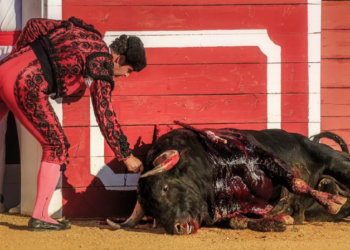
[108,121,350,235]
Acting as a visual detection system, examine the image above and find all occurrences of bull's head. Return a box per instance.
[140,150,180,178]
[138,129,213,235]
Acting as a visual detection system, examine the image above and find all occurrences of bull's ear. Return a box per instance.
[140,150,180,178]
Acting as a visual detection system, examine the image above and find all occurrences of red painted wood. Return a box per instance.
[63,156,145,188]
[65,123,267,157]
[115,63,308,96]
[316,138,344,152]
[63,94,312,127]
[65,123,270,157]
[61,0,311,217]
[0,31,21,46]
[321,89,350,117]
[281,122,308,136]
[321,117,350,149]
[72,63,308,97]
[322,30,350,59]
[63,5,308,34]
[322,117,350,131]
[145,47,285,65]
[64,122,311,158]
[62,97,90,126]
[64,127,90,158]
[62,186,137,217]
[322,2,350,30]
[64,0,309,6]
[281,63,309,93]
[143,35,308,64]
[64,123,310,189]
[118,64,267,95]
[102,123,269,157]
[322,117,350,149]
[64,122,311,188]
[320,2,350,153]
[103,122,313,157]
[145,47,267,65]
[63,157,92,188]
[281,94,308,122]
[321,59,350,88]
[63,95,267,126]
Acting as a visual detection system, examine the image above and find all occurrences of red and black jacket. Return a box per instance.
[10,17,132,161]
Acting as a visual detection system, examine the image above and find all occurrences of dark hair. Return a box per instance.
[109,35,147,72]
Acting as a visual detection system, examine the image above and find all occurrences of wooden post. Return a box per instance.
[20,0,63,218]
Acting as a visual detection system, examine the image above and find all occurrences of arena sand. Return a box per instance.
[1,213,350,250]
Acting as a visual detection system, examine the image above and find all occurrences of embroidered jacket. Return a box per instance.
[11,17,132,160]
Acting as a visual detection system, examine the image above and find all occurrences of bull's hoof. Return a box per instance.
[274,214,294,225]
[106,219,139,230]
[229,217,248,230]
[173,220,199,235]
[310,190,347,215]
[106,219,122,230]
[326,196,347,215]
[247,217,287,232]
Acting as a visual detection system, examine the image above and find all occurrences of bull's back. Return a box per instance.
[235,129,311,167]
[145,128,213,173]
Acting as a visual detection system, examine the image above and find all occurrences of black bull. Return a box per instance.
[107,123,350,234]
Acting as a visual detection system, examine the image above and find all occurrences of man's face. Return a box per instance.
[112,52,134,78]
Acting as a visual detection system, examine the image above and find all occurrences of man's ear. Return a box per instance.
[118,55,126,66]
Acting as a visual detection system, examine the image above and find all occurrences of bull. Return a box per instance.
[108,122,350,234]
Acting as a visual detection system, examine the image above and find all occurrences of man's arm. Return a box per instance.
[90,79,133,161]
[12,18,62,53]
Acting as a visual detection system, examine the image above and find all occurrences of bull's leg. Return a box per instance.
[176,121,348,215]
[302,135,350,191]
[229,214,294,232]
[305,176,350,221]
[256,151,347,215]
[107,200,145,230]
[291,178,347,214]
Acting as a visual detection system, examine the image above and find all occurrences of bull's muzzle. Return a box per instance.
[140,150,180,178]
[174,220,199,235]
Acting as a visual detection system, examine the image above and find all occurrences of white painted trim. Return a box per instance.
[0,46,13,61]
[92,30,281,190]
[20,0,63,217]
[48,98,63,218]
[46,1,63,218]
[308,0,321,4]
[89,99,141,191]
[19,2,321,200]
[44,0,62,20]
[105,30,282,127]
[0,112,9,195]
[308,1,321,136]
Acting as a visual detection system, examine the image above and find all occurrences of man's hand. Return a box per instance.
[124,154,144,173]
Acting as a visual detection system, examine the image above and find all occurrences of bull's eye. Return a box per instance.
[162,185,169,193]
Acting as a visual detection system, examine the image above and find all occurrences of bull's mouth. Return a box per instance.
[173,219,199,235]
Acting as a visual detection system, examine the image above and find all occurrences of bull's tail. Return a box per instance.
[174,120,228,145]
[310,132,349,154]
[305,132,350,208]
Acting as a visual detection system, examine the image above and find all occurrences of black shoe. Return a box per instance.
[57,219,70,225]
[0,194,5,213]
[28,218,71,231]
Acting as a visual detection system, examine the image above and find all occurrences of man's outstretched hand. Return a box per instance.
[124,154,144,173]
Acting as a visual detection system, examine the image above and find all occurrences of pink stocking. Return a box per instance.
[32,161,61,224]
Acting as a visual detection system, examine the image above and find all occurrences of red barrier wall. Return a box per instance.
[60,0,332,217]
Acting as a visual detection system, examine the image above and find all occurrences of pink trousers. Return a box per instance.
[0,47,69,167]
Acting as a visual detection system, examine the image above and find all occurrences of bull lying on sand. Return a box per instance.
[108,122,350,234]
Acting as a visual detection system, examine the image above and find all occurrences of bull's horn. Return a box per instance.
[140,150,180,178]
[106,219,122,230]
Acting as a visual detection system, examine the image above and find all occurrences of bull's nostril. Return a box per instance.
[174,223,182,234]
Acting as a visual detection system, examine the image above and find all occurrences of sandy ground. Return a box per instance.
[1,214,350,250]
